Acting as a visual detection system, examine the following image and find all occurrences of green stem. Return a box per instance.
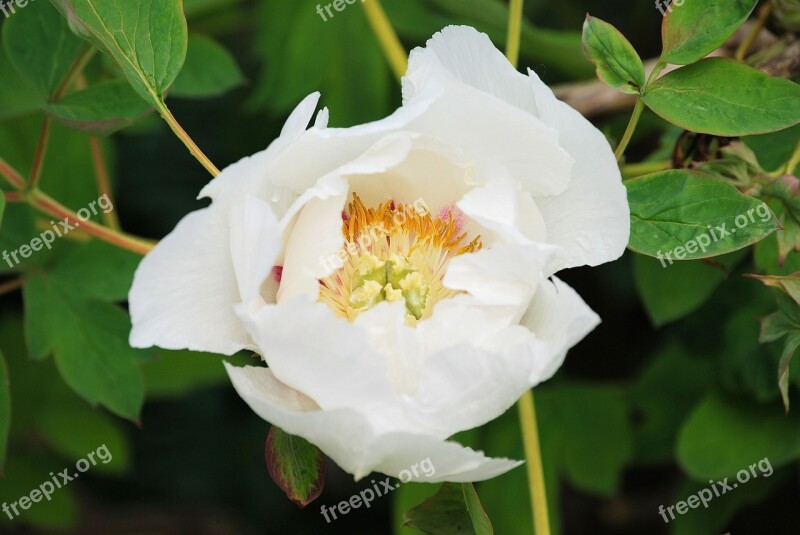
[615,62,666,162]
[615,97,645,161]
[155,100,221,177]
[621,159,671,179]
[506,0,524,67]
[784,139,800,176]
[518,390,550,535]
[362,0,408,80]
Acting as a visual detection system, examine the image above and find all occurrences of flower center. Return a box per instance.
[319,194,481,323]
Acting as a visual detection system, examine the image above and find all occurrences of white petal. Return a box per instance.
[525,69,630,273]
[238,298,398,416]
[225,363,521,482]
[405,26,629,272]
[130,208,253,355]
[403,30,573,197]
[521,277,601,384]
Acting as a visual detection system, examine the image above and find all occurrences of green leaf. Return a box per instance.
[171,34,245,98]
[250,1,389,126]
[627,170,779,260]
[23,274,146,420]
[44,79,153,135]
[581,15,645,94]
[50,0,188,107]
[42,239,141,302]
[0,46,45,121]
[2,0,84,98]
[265,426,325,508]
[677,392,800,479]
[633,255,725,326]
[403,483,493,535]
[538,383,633,495]
[0,453,78,530]
[747,272,800,306]
[36,406,130,475]
[629,344,713,464]
[661,0,758,65]
[0,350,9,471]
[643,58,800,136]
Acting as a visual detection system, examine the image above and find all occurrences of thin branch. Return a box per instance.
[88,137,121,229]
[30,190,156,255]
[28,116,52,190]
[0,278,24,296]
[4,191,24,202]
[54,47,97,100]
[0,157,26,190]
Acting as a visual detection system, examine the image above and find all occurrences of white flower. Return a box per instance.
[129,26,629,482]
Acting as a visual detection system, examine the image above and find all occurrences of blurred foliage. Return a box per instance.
[0,0,799,534]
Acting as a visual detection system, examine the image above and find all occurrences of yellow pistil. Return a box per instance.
[319,193,481,323]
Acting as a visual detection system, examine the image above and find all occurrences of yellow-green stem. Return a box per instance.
[518,390,550,535]
[156,101,221,177]
[505,6,550,533]
[735,3,773,62]
[506,0,524,67]
[785,139,800,177]
[615,97,645,161]
[362,0,408,80]
[621,159,671,179]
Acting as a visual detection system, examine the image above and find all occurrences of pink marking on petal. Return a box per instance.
[271,266,283,283]
[437,204,467,233]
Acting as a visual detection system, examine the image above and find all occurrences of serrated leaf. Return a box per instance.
[2,0,84,98]
[50,0,188,107]
[171,34,244,98]
[44,79,153,135]
[0,350,9,471]
[23,274,146,420]
[643,58,800,136]
[582,15,645,94]
[265,426,325,508]
[747,272,800,306]
[45,240,141,301]
[661,0,759,65]
[627,170,779,260]
[404,483,493,535]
